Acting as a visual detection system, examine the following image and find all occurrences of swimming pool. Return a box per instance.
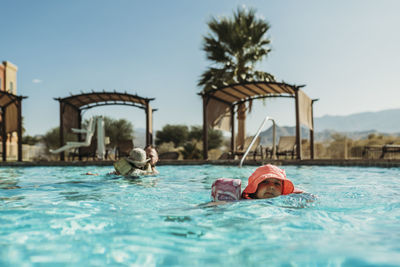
[1,165,399,266]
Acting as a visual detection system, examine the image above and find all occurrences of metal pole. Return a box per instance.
[239,116,274,168]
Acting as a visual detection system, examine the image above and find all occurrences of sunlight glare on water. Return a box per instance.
[0,165,400,266]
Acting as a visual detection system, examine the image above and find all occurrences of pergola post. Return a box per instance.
[145,102,153,146]
[295,88,302,160]
[2,107,6,161]
[310,99,318,159]
[17,100,22,161]
[202,95,208,160]
[237,103,246,151]
[78,111,82,161]
[230,105,235,158]
[59,102,65,161]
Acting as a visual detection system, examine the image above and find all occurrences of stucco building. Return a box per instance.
[2,61,18,94]
[1,61,19,159]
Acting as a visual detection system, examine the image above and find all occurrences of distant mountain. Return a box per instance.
[314,108,400,133]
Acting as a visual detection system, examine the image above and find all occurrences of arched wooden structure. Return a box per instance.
[54,91,155,161]
[0,91,27,161]
[199,81,316,160]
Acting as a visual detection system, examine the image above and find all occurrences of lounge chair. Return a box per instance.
[235,136,261,160]
[276,136,296,159]
[50,117,96,154]
[68,138,97,161]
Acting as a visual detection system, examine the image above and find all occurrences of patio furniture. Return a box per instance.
[362,144,400,159]
[50,117,96,154]
[276,136,296,159]
[69,138,97,161]
[382,144,400,159]
[235,136,260,160]
[362,145,383,159]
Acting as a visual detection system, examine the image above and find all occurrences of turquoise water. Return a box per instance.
[0,165,399,266]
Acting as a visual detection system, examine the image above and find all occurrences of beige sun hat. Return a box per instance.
[126,148,150,167]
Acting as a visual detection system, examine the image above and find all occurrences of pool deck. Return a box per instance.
[1,159,400,167]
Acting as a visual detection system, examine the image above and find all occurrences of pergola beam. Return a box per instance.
[80,102,146,110]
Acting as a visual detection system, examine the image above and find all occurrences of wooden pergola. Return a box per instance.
[199,81,317,160]
[0,90,27,161]
[54,91,156,161]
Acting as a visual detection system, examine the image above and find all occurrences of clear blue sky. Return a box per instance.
[2,0,400,136]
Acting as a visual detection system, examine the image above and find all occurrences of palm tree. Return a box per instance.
[199,7,275,91]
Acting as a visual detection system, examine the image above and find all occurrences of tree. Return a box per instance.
[188,126,223,150]
[104,117,134,146]
[208,128,224,150]
[22,135,40,145]
[181,142,202,160]
[155,124,224,159]
[199,7,275,91]
[183,126,223,159]
[188,126,203,142]
[42,127,60,150]
[155,125,189,147]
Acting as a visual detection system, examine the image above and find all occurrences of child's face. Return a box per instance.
[255,178,283,199]
[146,147,158,165]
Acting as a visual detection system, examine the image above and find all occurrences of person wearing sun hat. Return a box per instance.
[126,148,150,167]
[113,148,156,177]
[209,164,304,203]
[241,164,303,199]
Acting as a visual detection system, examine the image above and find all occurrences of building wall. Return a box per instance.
[0,64,4,91]
[3,61,18,94]
[0,61,19,160]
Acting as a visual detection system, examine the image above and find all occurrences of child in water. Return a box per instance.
[87,147,159,177]
[211,164,303,202]
[144,145,159,175]
[241,164,303,199]
[114,147,158,177]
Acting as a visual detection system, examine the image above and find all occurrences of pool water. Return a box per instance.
[1,165,399,266]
